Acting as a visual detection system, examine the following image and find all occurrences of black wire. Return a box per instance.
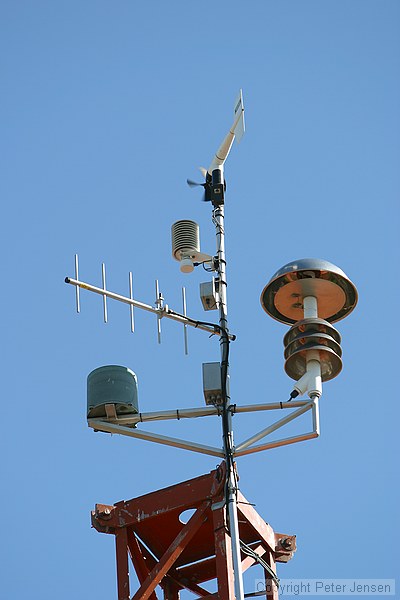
[244,591,278,598]
[193,259,215,273]
[166,309,236,341]
[200,207,238,536]
[167,310,221,333]
[202,262,214,273]
[212,200,238,522]
[219,326,240,523]
[239,540,280,588]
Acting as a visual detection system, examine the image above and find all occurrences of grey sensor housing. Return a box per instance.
[87,365,138,419]
[200,280,219,311]
[202,362,223,405]
[171,220,212,273]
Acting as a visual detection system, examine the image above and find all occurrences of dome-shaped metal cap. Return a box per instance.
[260,258,358,325]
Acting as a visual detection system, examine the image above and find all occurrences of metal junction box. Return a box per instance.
[200,280,219,311]
[202,362,223,405]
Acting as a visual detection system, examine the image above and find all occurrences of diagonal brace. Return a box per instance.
[131,501,210,600]
[235,399,317,453]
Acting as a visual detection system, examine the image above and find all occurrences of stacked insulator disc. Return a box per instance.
[260,258,358,387]
[283,318,342,382]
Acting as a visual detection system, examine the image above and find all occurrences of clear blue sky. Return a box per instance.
[1,1,399,598]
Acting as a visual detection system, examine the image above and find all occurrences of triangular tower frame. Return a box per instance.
[92,462,295,599]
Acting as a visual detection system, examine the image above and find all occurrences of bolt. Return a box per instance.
[280,537,293,550]
[97,508,112,519]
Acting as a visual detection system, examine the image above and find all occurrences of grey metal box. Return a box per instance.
[202,362,223,405]
[200,280,219,311]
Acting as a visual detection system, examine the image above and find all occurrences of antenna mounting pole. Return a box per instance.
[212,182,245,600]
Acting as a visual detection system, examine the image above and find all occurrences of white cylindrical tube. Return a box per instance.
[292,351,322,398]
[305,358,322,398]
[180,257,194,273]
[303,295,318,318]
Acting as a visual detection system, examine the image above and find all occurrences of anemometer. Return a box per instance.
[66,90,358,600]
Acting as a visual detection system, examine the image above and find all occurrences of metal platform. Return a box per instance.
[92,462,296,599]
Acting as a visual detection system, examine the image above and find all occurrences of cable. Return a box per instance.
[167,310,221,333]
[202,262,214,273]
[192,259,215,273]
[239,540,280,588]
[288,389,299,402]
[219,326,241,528]
[212,207,225,234]
[166,309,237,342]
[244,591,278,598]
[212,200,238,526]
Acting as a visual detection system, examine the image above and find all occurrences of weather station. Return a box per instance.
[65,91,358,600]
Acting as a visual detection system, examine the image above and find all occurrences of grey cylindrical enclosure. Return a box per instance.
[87,365,138,419]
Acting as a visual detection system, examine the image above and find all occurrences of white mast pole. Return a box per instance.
[206,91,245,599]
[211,163,245,600]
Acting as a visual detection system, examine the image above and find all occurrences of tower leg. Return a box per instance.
[115,528,130,600]
[163,580,180,599]
[264,551,279,600]
[212,505,236,599]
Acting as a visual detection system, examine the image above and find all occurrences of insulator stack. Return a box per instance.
[260,258,358,391]
[283,317,342,381]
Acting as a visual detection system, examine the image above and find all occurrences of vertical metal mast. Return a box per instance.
[211,166,245,600]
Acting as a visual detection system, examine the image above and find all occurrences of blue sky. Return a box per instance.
[1,1,399,598]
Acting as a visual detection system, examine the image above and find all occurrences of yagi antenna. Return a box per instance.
[65,255,235,354]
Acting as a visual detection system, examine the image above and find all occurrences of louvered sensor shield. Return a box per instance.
[260,258,358,396]
[171,220,212,273]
